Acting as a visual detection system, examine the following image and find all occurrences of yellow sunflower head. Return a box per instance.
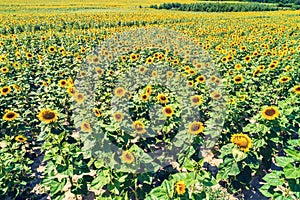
[279,76,291,83]
[93,108,101,117]
[1,86,11,96]
[196,75,206,83]
[188,121,204,135]
[3,110,18,121]
[113,112,124,122]
[175,180,186,195]
[59,79,68,87]
[261,106,280,120]
[231,133,252,152]
[121,150,135,164]
[15,135,27,143]
[74,93,85,104]
[157,93,168,104]
[114,87,126,98]
[233,75,244,84]
[293,85,300,94]
[37,108,58,124]
[190,95,202,106]
[162,106,174,117]
[81,121,92,132]
[132,120,146,134]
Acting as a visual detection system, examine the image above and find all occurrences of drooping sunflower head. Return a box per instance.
[231,133,252,152]
[38,108,58,124]
[188,121,204,135]
[121,150,135,164]
[3,110,18,121]
[261,106,280,120]
[81,121,92,132]
[233,75,244,84]
[162,106,174,117]
[190,95,202,106]
[132,120,146,134]
[175,181,186,195]
[1,86,11,96]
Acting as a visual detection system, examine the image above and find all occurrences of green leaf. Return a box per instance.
[275,157,294,167]
[50,178,67,196]
[262,171,284,186]
[284,164,300,179]
[90,169,110,190]
[228,162,240,176]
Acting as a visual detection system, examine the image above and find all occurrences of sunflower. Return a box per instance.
[221,57,227,63]
[234,64,242,70]
[59,79,68,87]
[231,133,252,152]
[15,135,27,143]
[74,93,85,104]
[279,76,291,83]
[145,85,152,95]
[269,63,277,70]
[244,55,251,62]
[196,75,206,83]
[261,106,280,120]
[93,108,101,117]
[211,91,222,100]
[1,67,9,73]
[13,84,21,91]
[175,181,186,195]
[157,94,168,104]
[114,87,126,98]
[210,76,216,83]
[130,53,137,61]
[38,108,58,124]
[113,112,124,122]
[132,120,146,134]
[138,66,147,74]
[190,95,202,106]
[187,81,194,87]
[48,46,56,53]
[81,121,92,132]
[121,55,127,62]
[188,121,204,135]
[146,57,153,65]
[166,70,174,78]
[95,67,104,75]
[293,85,300,94]
[141,93,149,101]
[67,86,76,96]
[233,75,244,84]
[26,53,33,59]
[152,71,158,78]
[3,110,18,121]
[162,106,174,117]
[1,86,11,96]
[121,150,134,164]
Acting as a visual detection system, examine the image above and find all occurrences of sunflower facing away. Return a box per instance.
[175,180,186,195]
[231,133,252,152]
[38,108,58,124]
[3,110,18,121]
[261,106,280,120]
[121,150,135,164]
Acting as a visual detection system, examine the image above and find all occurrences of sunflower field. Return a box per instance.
[0,1,299,199]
